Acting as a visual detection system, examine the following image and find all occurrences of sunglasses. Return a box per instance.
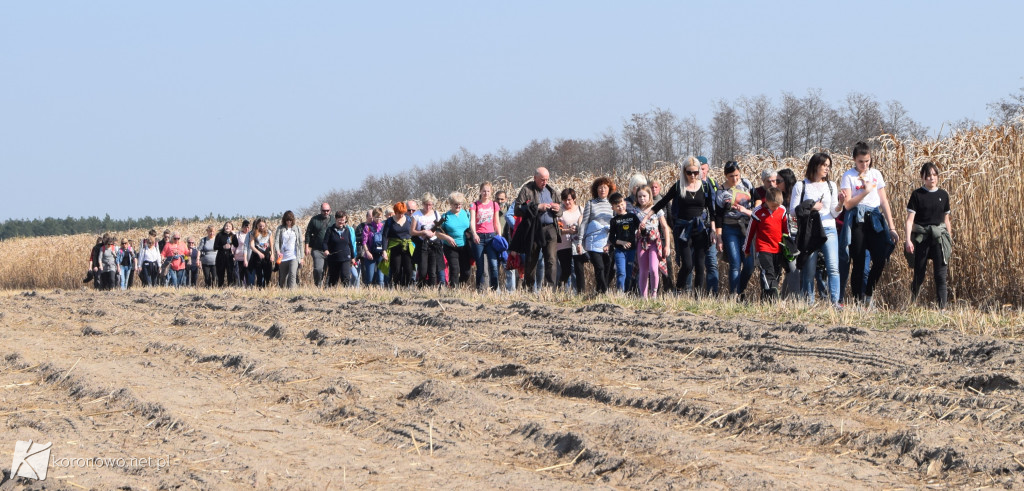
[685,170,700,176]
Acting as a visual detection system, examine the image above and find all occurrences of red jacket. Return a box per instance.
[744,204,786,255]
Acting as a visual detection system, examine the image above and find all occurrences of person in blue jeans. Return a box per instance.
[715,161,755,296]
[359,208,386,287]
[791,152,845,307]
[608,192,640,292]
[699,156,721,295]
[470,182,501,291]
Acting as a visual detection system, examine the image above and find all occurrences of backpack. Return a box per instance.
[369,225,384,255]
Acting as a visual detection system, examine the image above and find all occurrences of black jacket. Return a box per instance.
[321,225,356,262]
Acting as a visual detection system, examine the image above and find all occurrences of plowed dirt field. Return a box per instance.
[2,288,1023,489]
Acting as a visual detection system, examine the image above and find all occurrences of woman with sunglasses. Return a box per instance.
[115,238,136,290]
[652,156,715,294]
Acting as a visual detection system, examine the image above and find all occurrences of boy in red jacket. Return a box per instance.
[744,188,787,301]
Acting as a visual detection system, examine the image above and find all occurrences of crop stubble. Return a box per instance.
[2,288,1024,488]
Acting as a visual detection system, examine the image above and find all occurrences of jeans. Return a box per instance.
[120,265,132,290]
[722,224,754,295]
[361,257,385,286]
[473,233,499,290]
[612,248,636,292]
[167,269,186,288]
[240,260,255,287]
[705,243,720,295]
[802,226,841,305]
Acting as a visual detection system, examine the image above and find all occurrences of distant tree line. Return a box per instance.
[0,213,247,240]
[312,89,937,215]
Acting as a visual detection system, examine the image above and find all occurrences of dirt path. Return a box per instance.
[2,288,1023,489]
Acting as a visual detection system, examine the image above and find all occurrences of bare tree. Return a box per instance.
[837,92,884,150]
[621,113,655,171]
[553,139,587,176]
[676,114,707,158]
[709,99,741,166]
[800,89,833,151]
[776,92,802,157]
[650,107,679,164]
[883,100,929,140]
[739,94,778,155]
[988,83,1024,127]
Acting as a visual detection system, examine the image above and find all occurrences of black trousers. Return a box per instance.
[326,260,352,287]
[141,262,160,286]
[556,248,586,294]
[250,253,273,288]
[675,231,708,293]
[442,243,472,287]
[202,264,217,287]
[216,252,235,287]
[524,224,559,289]
[911,237,948,308]
[389,245,414,287]
[418,240,446,286]
[99,270,117,290]
[757,251,783,301]
[849,221,890,299]
[587,251,613,294]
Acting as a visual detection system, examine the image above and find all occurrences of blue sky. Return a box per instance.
[2,1,1020,221]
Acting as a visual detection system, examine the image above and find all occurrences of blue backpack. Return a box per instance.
[369,226,384,255]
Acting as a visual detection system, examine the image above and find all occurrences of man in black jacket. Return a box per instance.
[511,167,561,290]
[305,202,333,287]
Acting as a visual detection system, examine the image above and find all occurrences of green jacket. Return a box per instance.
[911,223,952,265]
[305,213,333,251]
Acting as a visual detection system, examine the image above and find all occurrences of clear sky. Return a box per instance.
[2,1,1021,221]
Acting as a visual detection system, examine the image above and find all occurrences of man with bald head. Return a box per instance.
[306,202,333,287]
[511,167,562,290]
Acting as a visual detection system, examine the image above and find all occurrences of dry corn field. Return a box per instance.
[2,124,1020,308]
[3,125,1024,489]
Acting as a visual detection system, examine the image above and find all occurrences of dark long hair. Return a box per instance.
[805,152,832,181]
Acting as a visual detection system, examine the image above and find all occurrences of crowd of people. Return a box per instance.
[85,141,953,309]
